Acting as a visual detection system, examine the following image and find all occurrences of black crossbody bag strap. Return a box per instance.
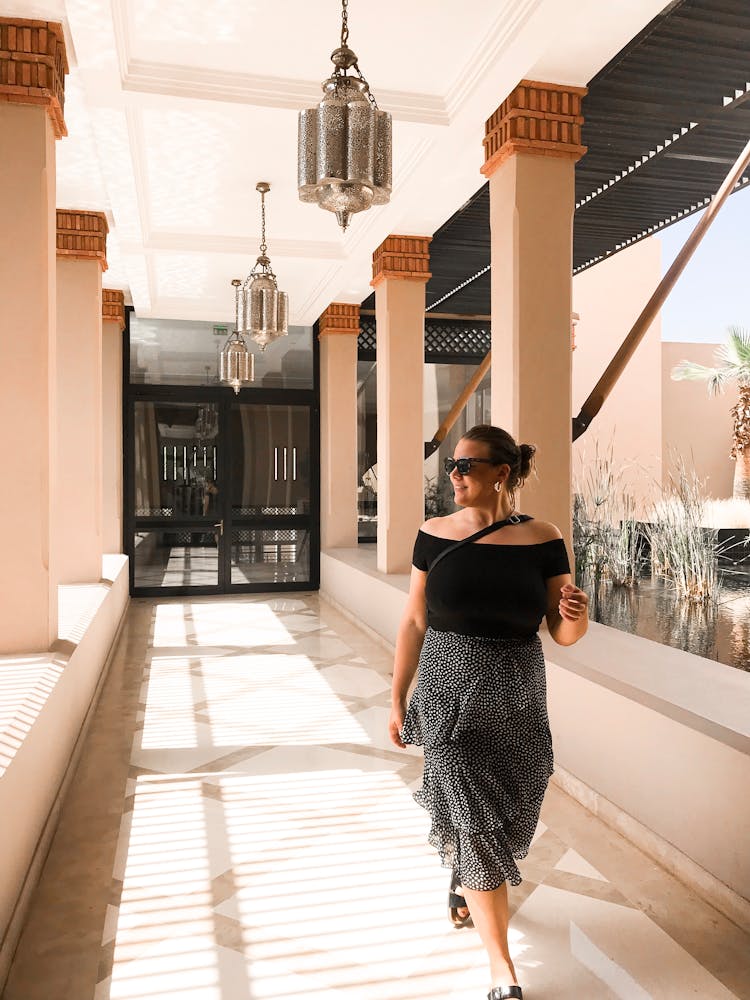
[426,514,532,577]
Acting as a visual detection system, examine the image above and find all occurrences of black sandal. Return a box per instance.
[449,871,472,928]
[487,988,523,999]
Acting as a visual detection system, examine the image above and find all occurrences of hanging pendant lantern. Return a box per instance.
[240,183,288,350]
[221,181,289,398]
[298,0,392,232]
[220,282,255,394]
[238,182,288,350]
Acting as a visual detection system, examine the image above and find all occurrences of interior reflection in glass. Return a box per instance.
[134,402,219,519]
[231,528,310,585]
[134,531,218,588]
[230,405,310,516]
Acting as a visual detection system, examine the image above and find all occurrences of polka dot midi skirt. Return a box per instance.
[400,628,553,891]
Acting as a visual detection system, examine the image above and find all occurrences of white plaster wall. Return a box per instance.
[544,647,750,901]
[572,238,663,516]
[102,319,124,554]
[0,104,58,651]
[321,549,409,649]
[56,258,103,583]
[320,333,359,548]
[572,236,739,507]
[662,341,739,498]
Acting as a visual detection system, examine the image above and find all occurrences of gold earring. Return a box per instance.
[494,482,502,493]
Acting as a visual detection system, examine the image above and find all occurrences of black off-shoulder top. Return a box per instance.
[412,528,570,639]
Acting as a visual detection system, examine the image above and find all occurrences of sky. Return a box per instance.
[657,182,750,343]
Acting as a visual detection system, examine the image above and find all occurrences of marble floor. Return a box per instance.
[4,594,750,1000]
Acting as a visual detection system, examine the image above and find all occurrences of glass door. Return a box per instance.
[131,399,223,592]
[128,394,319,595]
[226,403,314,589]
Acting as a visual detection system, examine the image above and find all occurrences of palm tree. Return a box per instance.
[671,326,750,500]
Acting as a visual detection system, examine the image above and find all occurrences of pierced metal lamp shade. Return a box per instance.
[220,331,254,394]
[224,183,288,392]
[298,46,392,231]
[240,265,289,351]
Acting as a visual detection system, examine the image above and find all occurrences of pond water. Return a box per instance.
[586,569,750,671]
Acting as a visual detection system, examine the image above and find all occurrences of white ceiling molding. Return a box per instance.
[125,107,155,245]
[445,0,544,119]
[120,252,150,312]
[121,61,451,126]
[123,233,345,260]
[294,263,352,325]
[112,0,448,124]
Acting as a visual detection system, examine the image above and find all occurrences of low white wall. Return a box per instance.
[0,556,129,987]
[543,630,750,922]
[321,547,750,924]
[321,547,410,648]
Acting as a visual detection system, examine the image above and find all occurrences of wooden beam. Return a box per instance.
[424,351,492,457]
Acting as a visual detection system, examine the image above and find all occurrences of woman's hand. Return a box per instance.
[558,582,589,622]
[388,702,407,748]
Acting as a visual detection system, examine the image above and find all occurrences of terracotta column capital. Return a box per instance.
[481,79,587,178]
[102,289,126,330]
[57,210,109,271]
[319,302,360,338]
[371,235,431,288]
[0,18,68,138]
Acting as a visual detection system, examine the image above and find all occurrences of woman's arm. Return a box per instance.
[389,566,428,748]
[545,573,589,646]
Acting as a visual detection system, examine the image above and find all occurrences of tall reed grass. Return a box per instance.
[573,442,645,591]
[649,461,723,605]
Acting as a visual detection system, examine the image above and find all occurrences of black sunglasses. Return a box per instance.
[443,457,495,475]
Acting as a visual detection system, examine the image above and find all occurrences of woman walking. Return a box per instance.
[389,425,588,1000]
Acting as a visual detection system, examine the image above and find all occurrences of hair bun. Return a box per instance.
[518,443,536,481]
[461,424,533,493]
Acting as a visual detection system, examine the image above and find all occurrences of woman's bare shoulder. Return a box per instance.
[420,513,463,539]
[526,518,564,543]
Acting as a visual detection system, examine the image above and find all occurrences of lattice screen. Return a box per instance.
[357,316,490,360]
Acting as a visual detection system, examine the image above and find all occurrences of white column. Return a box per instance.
[0,18,67,652]
[483,81,586,550]
[319,303,360,549]
[55,211,108,582]
[372,235,431,574]
[102,290,125,554]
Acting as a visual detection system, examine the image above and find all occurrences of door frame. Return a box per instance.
[123,309,320,597]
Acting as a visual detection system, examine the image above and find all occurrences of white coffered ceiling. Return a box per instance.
[10,0,668,324]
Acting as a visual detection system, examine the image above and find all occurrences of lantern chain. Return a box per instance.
[338,0,379,110]
[341,0,349,47]
[354,62,379,109]
[259,188,267,256]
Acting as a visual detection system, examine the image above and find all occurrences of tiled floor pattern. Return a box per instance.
[5,594,750,1000]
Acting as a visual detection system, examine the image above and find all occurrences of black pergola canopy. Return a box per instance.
[362,0,750,317]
